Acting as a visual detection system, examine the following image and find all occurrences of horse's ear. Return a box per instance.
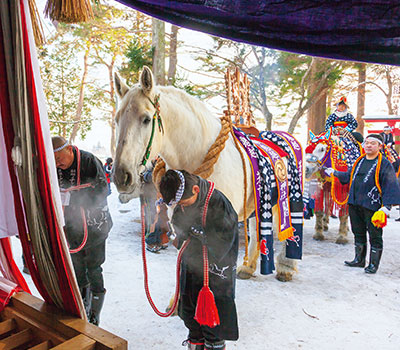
[114,73,129,99]
[325,128,332,140]
[309,130,315,140]
[140,66,154,96]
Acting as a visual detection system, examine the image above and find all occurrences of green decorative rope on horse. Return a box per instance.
[141,94,164,167]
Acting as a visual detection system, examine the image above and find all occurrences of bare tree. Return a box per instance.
[356,63,366,134]
[287,58,339,134]
[167,25,179,85]
[152,18,166,85]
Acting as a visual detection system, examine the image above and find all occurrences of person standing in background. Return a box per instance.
[52,136,113,325]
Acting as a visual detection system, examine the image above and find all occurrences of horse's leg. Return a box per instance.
[336,214,349,245]
[276,241,297,282]
[237,217,258,279]
[323,213,329,231]
[313,211,325,240]
[273,206,297,282]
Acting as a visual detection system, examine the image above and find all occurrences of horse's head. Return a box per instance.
[304,129,332,179]
[113,66,163,196]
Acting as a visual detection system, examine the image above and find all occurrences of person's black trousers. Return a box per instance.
[348,204,383,248]
[71,240,106,293]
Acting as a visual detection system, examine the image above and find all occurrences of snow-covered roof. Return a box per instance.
[362,115,400,121]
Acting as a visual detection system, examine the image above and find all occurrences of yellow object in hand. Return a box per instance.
[371,210,387,228]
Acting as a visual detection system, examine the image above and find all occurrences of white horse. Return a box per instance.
[113,66,297,281]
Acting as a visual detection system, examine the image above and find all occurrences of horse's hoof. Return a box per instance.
[313,232,325,241]
[335,236,348,245]
[236,265,254,279]
[276,271,293,282]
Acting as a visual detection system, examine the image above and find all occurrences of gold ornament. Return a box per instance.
[274,159,287,182]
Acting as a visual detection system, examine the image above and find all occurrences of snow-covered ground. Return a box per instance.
[12,185,400,349]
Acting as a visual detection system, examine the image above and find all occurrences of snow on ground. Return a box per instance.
[12,184,400,349]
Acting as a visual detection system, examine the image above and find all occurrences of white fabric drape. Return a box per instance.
[0,108,18,238]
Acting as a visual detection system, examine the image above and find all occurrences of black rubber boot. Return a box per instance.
[79,284,92,317]
[344,243,366,267]
[182,339,204,350]
[204,340,226,350]
[89,290,106,326]
[365,247,383,274]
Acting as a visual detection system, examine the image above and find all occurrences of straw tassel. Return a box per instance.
[44,0,93,23]
[28,0,45,46]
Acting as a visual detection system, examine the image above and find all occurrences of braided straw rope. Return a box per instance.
[153,115,231,185]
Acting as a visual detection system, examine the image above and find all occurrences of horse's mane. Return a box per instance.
[157,85,221,131]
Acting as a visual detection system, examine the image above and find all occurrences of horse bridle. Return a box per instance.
[140,94,164,168]
[307,141,331,170]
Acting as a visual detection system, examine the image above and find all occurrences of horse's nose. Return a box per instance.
[305,166,312,179]
[114,165,133,189]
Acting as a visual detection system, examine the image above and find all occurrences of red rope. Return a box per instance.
[62,146,92,254]
[201,182,214,288]
[141,203,189,317]
[141,181,215,318]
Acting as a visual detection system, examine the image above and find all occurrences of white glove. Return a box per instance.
[379,206,391,216]
[323,167,334,176]
[60,191,71,206]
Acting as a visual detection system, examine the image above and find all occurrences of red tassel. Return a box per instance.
[194,285,220,327]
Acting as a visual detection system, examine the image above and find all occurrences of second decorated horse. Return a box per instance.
[304,128,362,243]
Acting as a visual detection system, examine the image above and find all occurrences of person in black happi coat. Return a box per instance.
[380,125,394,147]
[52,136,113,325]
[159,170,239,350]
[325,134,400,273]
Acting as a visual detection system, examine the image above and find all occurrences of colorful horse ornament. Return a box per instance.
[304,128,362,244]
[381,143,400,177]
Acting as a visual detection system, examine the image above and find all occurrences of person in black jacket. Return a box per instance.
[324,134,400,273]
[159,170,239,350]
[380,125,394,147]
[52,136,113,325]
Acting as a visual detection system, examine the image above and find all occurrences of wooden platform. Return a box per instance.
[0,292,127,350]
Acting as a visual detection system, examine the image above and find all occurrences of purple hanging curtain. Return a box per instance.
[116,0,400,65]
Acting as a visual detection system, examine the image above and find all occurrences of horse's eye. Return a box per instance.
[143,117,151,125]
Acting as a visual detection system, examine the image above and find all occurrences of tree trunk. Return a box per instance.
[307,59,327,138]
[70,45,90,143]
[152,18,166,85]
[307,90,327,138]
[386,69,394,114]
[167,25,178,86]
[108,58,117,158]
[356,63,366,135]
